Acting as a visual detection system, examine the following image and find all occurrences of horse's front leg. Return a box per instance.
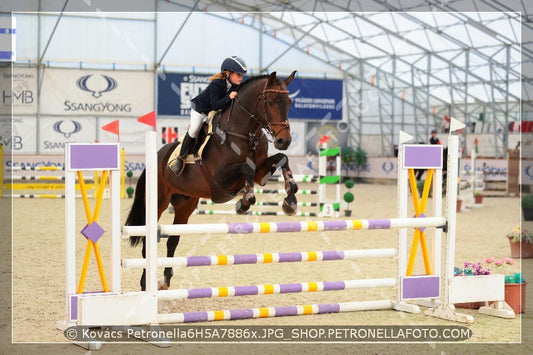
[235,160,256,214]
[256,153,298,216]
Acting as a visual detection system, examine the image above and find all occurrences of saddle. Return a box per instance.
[167,110,221,168]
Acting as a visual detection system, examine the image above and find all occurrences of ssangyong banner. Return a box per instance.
[0,66,37,115]
[157,72,211,116]
[288,78,343,120]
[40,68,153,116]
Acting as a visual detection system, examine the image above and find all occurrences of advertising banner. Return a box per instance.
[39,116,96,154]
[288,78,343,120]
[158,73,344,121]
[157,72,210,116]
[40,69,153,116]
[1,115,36,153]
[0,66,37,115]
[0,17,15,62]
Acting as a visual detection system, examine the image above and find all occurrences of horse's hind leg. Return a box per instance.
[159,194,199,290]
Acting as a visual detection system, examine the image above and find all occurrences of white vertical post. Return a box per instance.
[397,142,408,295]
[432,163,442,277]
[145,131,158,295]
[318,154,326,208]
[443,135,459,306]
[336,154,341,212]
[64,147,76,319]
[110,167,121,292]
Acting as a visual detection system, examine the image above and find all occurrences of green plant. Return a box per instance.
[341,147,356,165]
[343,179,355,212]
[353,147,367,173]
[475,190,483,196]
[522,194,533,208]
[506,225,533,244]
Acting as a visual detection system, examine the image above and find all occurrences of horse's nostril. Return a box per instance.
[275,137,291,150]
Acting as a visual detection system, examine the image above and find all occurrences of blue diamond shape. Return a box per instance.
[81,222,105,243]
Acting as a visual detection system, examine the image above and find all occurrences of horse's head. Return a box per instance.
[259,70,296,150]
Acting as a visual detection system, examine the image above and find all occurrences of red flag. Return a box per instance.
[319,135,330,145]
[138,111,156,130]
[102,120,119,136]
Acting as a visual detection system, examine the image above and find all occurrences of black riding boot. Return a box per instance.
[169,133,195,176]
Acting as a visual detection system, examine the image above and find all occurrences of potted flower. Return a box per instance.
[343,179,355,217]
[474,190,483,204]
[506,225,533,258]
[486,257,526,314]
[522,194,533,220]
[453,261,491,309]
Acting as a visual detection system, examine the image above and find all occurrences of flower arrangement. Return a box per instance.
[454,257,524,284]
[506,225,533,244]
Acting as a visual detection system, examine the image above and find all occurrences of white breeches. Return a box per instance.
[188,109,207,138]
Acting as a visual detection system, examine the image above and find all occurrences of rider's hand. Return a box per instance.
[229,92,237,100]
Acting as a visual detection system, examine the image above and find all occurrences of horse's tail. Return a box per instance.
[125,169,146,247]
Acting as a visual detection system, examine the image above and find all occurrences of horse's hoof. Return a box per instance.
[235,200,250,214]
[158,280,169,290]
[282,199,297,216]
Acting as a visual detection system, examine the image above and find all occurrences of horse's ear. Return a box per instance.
[267,71,277,87]
[283,70,297,86]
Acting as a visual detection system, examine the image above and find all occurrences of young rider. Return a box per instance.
[169,56,247,175]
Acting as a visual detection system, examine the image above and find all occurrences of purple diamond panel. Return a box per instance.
[80,221,105,243]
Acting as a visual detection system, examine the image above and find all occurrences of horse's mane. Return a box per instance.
[236,74,280,92]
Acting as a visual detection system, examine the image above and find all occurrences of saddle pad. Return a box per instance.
[167,111,217,168]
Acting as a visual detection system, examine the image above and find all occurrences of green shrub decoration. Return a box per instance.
[345,179,354,189]
[344,192,354,203]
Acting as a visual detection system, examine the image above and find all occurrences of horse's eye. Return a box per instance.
[267,100,274,106]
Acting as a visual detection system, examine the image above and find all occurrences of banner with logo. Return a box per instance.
[40,69,153,116]
[157,73,211,116]
[288,78,343,120]
[38,116,96,153]
[0,66,37,115]
[1,115,37,153]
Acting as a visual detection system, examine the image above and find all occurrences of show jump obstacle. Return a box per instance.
[58,119,514,330]
[0,144,126,199]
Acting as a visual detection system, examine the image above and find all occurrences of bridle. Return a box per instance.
[232,81,291,142]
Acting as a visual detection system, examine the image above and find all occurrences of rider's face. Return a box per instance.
[229,72,243,85]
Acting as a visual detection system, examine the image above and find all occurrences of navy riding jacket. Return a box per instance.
[190,78,238,114]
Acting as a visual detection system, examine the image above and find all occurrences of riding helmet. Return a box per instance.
[221,56,247,74]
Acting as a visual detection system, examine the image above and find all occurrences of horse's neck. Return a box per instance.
[220,79,265,133]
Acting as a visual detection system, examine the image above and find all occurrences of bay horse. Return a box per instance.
[125,71,299,291]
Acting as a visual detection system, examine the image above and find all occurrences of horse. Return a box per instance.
[125,71,299,291]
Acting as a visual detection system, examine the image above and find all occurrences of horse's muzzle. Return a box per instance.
[274,135,291,150]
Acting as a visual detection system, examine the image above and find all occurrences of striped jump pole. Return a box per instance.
[122,217,446,238]
[157,278,397,301]
[121,248,397,269]
[198,199,318,207]
[195,210,317,217]
[158,300,394,324]
[268,174,320,183]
